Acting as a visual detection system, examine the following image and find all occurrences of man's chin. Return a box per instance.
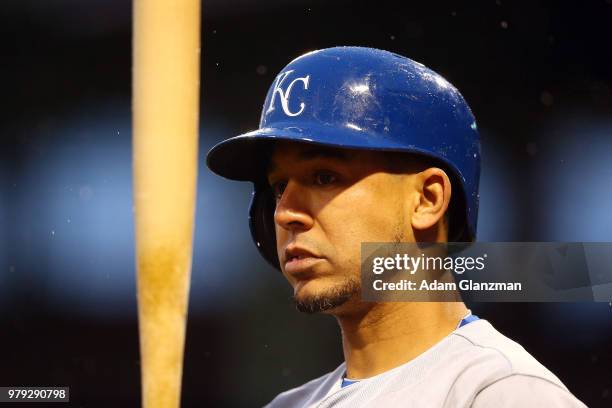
[293,278,360,314]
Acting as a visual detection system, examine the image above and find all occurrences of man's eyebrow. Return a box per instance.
[266,147,354,175]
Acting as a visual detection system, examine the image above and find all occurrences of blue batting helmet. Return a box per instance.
[206,46,481,269]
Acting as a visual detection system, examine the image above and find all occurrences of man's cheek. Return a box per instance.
[328,252,360,277]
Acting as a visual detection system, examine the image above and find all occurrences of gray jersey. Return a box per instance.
[264,320,586,407]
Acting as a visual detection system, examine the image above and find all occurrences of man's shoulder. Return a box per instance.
[263,363,345,408]
[448,319,566,389]
[391,319,584,407]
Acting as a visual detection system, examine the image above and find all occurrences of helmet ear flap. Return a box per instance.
[249,183,281,270]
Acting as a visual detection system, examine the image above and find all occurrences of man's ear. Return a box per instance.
[411,167,451,231]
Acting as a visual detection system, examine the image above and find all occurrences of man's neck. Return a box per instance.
[336,301,469,379]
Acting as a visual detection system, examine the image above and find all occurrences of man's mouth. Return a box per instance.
[284,246,323,273]
[284,256,323,273]
[286,254,310,262]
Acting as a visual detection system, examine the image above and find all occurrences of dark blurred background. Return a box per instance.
[1,0,611,406]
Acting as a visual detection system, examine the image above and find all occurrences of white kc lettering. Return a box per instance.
[266,70,310,117]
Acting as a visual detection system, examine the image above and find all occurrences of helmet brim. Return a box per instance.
[206,123,454,182]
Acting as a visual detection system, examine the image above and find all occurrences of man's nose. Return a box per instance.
[274,180,314,232]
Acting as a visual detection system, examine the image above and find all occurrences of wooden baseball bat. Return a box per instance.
[133,1,201,407]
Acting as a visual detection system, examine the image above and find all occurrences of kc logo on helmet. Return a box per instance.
[266,70,310,117]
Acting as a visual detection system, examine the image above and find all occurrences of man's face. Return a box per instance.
[266,142,419,314]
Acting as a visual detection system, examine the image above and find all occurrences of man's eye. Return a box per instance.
[271,181,287,199]
[314,172,337,186]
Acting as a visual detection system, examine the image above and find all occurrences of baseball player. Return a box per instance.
[206,47,586,407]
